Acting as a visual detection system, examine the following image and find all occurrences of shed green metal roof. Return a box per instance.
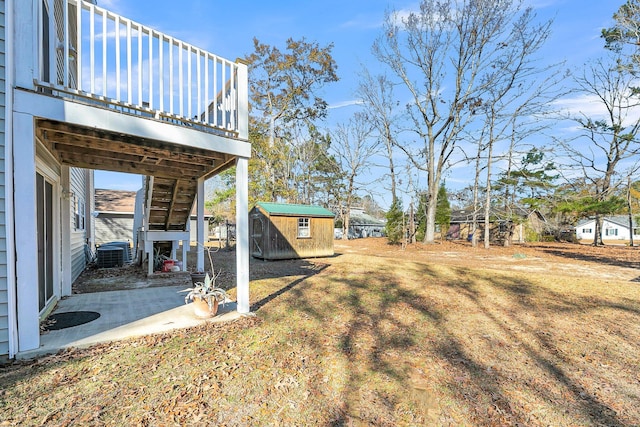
[256,202,335,218]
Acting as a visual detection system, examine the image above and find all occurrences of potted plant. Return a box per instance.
[180,271,229,318]
[181,243,229,318]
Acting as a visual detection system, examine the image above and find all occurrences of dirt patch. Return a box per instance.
[72,263,192,293]
[72,245,325,294]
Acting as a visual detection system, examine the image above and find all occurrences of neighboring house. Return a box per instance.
[250,203,335,260]
[1,0,250,359]
[94,188,212,246]
[94,189,138,246]
[347,207,386,238]
[575,216,640,243]
[448,207,547,243]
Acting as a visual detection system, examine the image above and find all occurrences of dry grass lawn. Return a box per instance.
[1,239,639,426]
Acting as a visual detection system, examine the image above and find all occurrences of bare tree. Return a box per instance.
[357,70,400,204]
[373,0,547,243]
[454,7,561,248]
[330,113,379,240]
[561,56,640,245]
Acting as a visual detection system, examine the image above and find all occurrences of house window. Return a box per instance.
[634,228,640,236]
[75,196,85,231]
[582,228,592,234]
[605,228,618,237]
[297,217,310,238]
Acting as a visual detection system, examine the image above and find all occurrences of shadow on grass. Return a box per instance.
[4,246,637,425]
[534,243,640,270]
[435,265,630,426]
[271,254,636,425]
[250,263,328,312]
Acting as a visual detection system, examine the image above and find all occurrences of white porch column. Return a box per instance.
[236,157,250,313]
[196,177,205,272]
[14,111,40,352]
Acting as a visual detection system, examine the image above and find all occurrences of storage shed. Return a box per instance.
[250,202,335,260]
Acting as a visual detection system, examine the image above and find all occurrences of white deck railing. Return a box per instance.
[39,0,247,137]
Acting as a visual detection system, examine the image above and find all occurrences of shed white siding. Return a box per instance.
[0,0,8,356]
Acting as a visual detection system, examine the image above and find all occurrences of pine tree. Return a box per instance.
[385,200,404,244]
[435,185,451,240]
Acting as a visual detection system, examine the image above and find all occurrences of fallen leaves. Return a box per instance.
[2,241,640,425]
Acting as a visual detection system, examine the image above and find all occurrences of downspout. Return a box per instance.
[5,0,17,359]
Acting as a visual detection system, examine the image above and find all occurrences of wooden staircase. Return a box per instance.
[146,176,198,232]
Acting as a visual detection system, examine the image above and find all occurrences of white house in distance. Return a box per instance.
[0,0,250,360]
[575,216,640,244]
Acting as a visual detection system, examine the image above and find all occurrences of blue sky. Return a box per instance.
[94,0,623,202]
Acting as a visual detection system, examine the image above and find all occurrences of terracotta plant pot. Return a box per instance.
[191,297,219,318]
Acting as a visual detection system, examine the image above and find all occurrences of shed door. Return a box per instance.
[251,216,263,256]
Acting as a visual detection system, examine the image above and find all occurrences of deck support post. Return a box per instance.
[236,157,250,313]
[196,177,205,272]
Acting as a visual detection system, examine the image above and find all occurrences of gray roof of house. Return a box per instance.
[349,212,385,226]
[576,215,637,228]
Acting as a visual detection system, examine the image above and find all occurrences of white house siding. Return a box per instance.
[0,0,9,356]
[95,214,134,245]
[96,216,205,246]
[70,167,87,282]
[602,220,628,240]
[576,217,639,242]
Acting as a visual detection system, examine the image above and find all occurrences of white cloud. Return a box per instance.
[553,94,606,118]
[328,99,365,109]
[553,93,640,129]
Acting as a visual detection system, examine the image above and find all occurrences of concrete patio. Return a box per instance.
[19,286,243,360]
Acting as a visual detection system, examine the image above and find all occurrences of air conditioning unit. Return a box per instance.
[96,246,124,268]
[100,241,132,263]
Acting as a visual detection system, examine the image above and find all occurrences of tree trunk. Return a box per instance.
[594,214,604,246]
[503,223,514,247]
[386,124,398,204]
[471,137,483,248]
[409,202,416,244]
[423,191,437,244]
[342,213,350,240]
[628,178,635,247]
[483,134,494,250]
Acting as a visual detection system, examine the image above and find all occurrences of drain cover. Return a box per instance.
[43,311,101,331]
